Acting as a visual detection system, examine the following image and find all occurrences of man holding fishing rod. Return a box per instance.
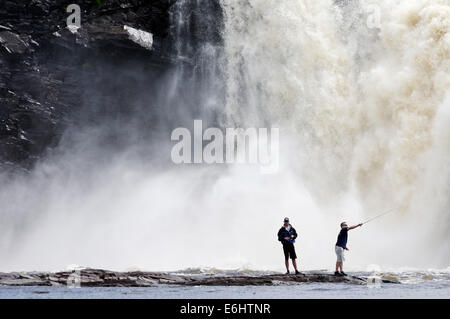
[334,208,394,276]
[335,222,362,276]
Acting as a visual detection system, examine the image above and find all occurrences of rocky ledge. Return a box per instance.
[0,268,400,287]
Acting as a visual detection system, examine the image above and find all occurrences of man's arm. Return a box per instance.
[348,223,363,231]
[277,228,283,241]
[278,228,290,241]
[291,227,298,239]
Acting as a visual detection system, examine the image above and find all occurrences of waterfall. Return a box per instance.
[220,0,450,265]
[165,0,225,125]
[0,0,448,271]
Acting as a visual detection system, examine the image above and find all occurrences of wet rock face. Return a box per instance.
[0,0,173,169]
[0,268,400,287]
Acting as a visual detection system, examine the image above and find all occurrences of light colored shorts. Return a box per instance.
[335,245,345,262]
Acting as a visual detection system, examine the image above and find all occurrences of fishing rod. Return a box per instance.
[361,207,397,225]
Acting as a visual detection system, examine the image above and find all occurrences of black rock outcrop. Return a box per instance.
[0,268,400,287]
[0,0,174,169]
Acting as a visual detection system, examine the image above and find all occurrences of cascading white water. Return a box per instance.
[220,0,450,267]
[0,0,448,272]
[166,0,224,124]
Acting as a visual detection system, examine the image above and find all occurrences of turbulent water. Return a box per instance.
[220,0,450,268]
[0,0,448,279]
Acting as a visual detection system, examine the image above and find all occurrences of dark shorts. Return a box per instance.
[283,243,297,260]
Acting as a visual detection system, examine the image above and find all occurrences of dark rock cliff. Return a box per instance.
[0,0,176,170]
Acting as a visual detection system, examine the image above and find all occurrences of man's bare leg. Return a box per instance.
[285,259,289,272]
[292,259,298,271]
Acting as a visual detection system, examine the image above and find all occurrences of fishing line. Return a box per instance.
[361,207,397,225]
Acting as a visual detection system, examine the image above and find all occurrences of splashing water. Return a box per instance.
[220,0,450,268]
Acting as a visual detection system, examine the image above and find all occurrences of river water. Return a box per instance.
[1,281,449,299]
